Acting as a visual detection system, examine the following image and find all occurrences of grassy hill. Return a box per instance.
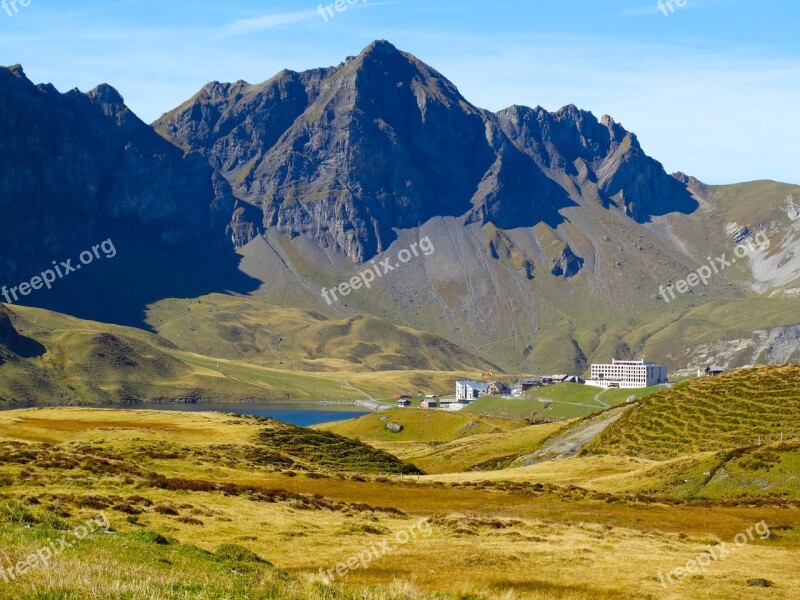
[463,383,664,421]
[317,408,524,443]
[317,409,566,473]
[0,407,798,599]
[145,294,497,373]
[0,304,484,406]
[588,365,800,460]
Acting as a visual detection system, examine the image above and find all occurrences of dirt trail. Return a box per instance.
[593,388,611,408]
[517,408,626,465]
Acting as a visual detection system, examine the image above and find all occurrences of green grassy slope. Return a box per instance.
[317,408,568,474]
[588,365,800,460]
[0,305,482,406]
[463,384,664,421]
[145,294,496,373]
[317,408,524,443]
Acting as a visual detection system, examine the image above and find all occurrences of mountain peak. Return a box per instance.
[360,39,401,58]
[4,64,26,79]
[87,83,126,108]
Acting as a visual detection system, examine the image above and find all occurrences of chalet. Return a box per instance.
[421,399,438,409]
[487,381,510,396]
[394,393,411,400]
[396,399,412,407]
[540,374,585,386]
[701,365,725,377]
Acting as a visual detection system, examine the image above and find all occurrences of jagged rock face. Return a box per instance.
[0,65,226,283]
[551,245,584,279]
[156,41,501,259]
[154,40,694,262]
[496,106,696,221]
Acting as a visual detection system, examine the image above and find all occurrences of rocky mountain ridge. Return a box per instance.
[154,40,696,264]
[1,42,798,373]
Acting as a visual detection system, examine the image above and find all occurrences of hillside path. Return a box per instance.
[517,408,625,465]
[593,388,611,408]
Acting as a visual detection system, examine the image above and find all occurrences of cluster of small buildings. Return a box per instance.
[395,358,672,411]
[396,394,441,408]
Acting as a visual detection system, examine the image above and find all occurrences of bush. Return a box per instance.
[0,499,39,525]
[131,530,170,545]
[154,504,179,516]
[214,544,271,565]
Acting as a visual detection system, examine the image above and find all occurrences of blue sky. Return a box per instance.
[1,0,798,184]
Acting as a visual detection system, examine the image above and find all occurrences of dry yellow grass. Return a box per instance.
[0,408,255,446]
[0,408,797,599]
[370,422,566,474]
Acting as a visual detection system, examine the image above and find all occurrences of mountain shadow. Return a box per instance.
[0,65,261,328]
[0,306,45,360]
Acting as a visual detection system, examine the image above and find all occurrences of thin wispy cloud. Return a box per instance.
[218,9,319,39]
[217,1,400,39]
[618,5,663,16]
[618,0,741,17]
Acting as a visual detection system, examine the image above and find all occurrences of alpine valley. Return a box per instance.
[0,40,798,404]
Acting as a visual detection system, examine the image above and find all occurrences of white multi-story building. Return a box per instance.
[455,380,490,402]
[587,359,668,389]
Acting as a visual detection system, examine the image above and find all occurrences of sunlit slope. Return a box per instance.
[588,365,800,460]
[463,383,664,421]
[0,304,483,405]
[317,409,566,473]
[146,293,496,373]
[0,408,798,599]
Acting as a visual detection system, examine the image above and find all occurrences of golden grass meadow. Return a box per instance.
[0,366,797,599]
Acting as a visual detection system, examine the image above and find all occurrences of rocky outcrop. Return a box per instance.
[551,245,584,279]
[496,106,697,222]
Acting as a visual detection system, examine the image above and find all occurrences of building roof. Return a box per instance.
[456,380,489,390]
